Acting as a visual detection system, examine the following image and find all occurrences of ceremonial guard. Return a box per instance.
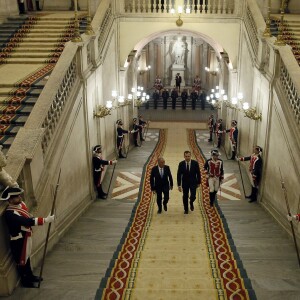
[153,75,163,91]
[200,91,206,110]
[138,115,147,142]
[224,120,238,160]
[287,214,300,222]
[116,119,128,158]
[181,89,188,110]
[92,145,117,199]
[190,88,198,110]
[204,149,224,207]
[192,75,201,92]
[171,88,178,110]
[2,186,55,287]
[175,73,182,92]
[161,88,169,109]
[132,118,143,147]
[238,146,262,203]
[153,90,160,109]
[215,118,223,148]
[207,114,215,142]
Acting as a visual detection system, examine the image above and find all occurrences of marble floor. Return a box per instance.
[3,124,300,300]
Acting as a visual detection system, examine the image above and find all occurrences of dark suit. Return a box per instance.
[150,165,173,211]
[177,159,201,212]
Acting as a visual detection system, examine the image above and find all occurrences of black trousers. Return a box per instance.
[172,98,176,109]
[17,258,35,285]
[156,188,170,210]
[182,185,197,212]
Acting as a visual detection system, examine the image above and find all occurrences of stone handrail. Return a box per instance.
[122,0,237,14]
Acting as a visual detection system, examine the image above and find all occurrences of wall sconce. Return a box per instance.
[224,92,262,121]
[139,65,151,75]
[205,67,219,76]
[170,6,190,27]
[94,101,112,118]
[130,86,149,108]
[207,86,227,109]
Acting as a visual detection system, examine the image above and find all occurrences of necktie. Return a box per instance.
[187,162,190,172]
[160,168,163,178]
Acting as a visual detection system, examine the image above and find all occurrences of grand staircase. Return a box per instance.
[0,13,87,150]
[271,14,300,66]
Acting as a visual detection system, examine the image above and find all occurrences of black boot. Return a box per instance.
[119,149,125,158]
[209,192,215,207]
[97,186,107,199]
[36,1,41,11]
[19,2,25,14]
[230,151,236,160]
[249,187,258,203]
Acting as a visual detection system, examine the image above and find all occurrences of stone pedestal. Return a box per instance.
[171,64,185,87]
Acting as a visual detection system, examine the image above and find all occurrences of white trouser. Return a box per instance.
[208,177,220,193]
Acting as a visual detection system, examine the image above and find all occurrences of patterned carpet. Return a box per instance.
[96,123,255,300]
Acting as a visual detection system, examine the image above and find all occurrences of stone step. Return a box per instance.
[11,48,63,52]
[0,104,33,115]
[0,87,43,97]
[0,114,27,125]
[0,124,21,135]
[7,53,58,58]
[0,135,15,148]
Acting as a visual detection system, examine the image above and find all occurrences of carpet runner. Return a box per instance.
[0,12,87,149]
[95,124,256,300]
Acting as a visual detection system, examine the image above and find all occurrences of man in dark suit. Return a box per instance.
[150,157,173,214]
[177,151,201,214]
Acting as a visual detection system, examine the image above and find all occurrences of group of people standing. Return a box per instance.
[208,115,262,203]
[18,0,42,14]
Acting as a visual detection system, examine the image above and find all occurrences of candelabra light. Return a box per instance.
[274,0,288,46]
[263,0,271,37]
[207,86,226,109]
[205,67,219,76]
[94,103,112,118]
[85,0,94,35]
[138,65,151,75]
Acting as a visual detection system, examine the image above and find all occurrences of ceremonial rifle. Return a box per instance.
[106,162,117,197]
[38,169,61,287]
[279,168,300,267]
[237,158,246,197]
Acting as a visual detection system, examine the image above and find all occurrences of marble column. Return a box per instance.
[149,42,155,88]
[203,43,208,91]
[187,36,193,86]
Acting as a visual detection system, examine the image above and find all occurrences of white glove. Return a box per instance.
[130,130,135,133]
[112,160,118,164]
[44,215,55,223]
[287,214,293,222]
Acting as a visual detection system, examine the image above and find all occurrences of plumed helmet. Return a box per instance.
[116,119,123,125]
[1,186,24,201]
[93,145,102,152]
[211,149,220,156]
[231,120,237,126]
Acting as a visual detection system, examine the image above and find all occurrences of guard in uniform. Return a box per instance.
[181,89,188,110]
[238,146,262,203]
[171,88,178,110]
[190,88,198,110]
[208,114,215,142]
[153,90,160,109]
[138,115,147,142]
[161,88,169,109]
[92,145,117,199]
[2,186,55,287]
[175,73,182,92]
[132,118,143,147]
[204,149,224,207]
[116,119,128,158]
[215,118,223,148]
[224,120,238,160]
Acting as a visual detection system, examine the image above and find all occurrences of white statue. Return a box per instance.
[172,37,186,66]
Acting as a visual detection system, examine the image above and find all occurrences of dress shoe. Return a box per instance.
[140,138,145,141]
[245,195,251,199]
[190,203,194,211]
[99,195,107,199]
[184,211,188,214]
[157,209,162,214]
[163,204,167,211]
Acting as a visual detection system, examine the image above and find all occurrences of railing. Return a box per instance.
[279,50,300,126]
[123,0,235,14]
